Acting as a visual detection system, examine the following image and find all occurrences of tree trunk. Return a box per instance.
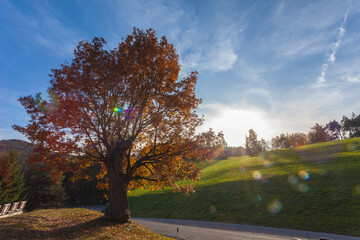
[104,168,130,223]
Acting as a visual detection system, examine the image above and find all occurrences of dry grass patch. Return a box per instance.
[0,208,173,240]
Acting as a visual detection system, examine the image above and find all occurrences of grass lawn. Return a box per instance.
[0,208,173,240]
[129,137,360,236]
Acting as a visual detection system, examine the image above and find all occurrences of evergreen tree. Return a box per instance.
[0,177,8,202]
[24,167,67,211]
[0,149,27,203]
[63,164,107,205]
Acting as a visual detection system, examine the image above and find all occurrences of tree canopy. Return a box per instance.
[245,129,267,155]
[342,113,360,138]
[14,28,222,222]
[308,123,329,144]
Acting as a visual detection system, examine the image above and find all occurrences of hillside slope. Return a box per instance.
[129,138,360,236]
[0,139,32,164]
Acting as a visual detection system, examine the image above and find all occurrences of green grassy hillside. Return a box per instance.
[129,137,360,236]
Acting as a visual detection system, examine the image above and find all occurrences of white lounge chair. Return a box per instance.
[9,202,19,214]
[17,201,26,213]
[0,203,11,218]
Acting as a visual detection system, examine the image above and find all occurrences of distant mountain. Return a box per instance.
[0,139,32,164]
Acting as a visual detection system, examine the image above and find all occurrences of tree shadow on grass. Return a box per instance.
[129,169,360,236]
[0,215,132,239]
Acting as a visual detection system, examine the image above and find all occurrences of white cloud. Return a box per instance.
[341,74,360,83]
[317,63,329,83]
[317,8,349,83]
[201,39,238,71]
[196,79,359,147]
[177,20,244,73]
[109,0,245,73]
[276,0,285,15]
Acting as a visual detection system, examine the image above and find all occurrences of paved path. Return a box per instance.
[133,218,360,240]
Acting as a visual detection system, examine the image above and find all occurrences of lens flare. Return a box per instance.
[347,143,358,151]
[113,107,122,112]
[258,154,265,162]
[253,171,262,180]
[288,175,298,185]
[261,176,269,183]
[209,205,216,213]
[298,183,310,193]
[298,170,310,180]
[267,199,282,214]
[264,160,273,167]
[352,185,360,196]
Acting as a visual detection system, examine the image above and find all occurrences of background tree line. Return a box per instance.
[0,140,106,210]
[215,112,360,159]
[272,112,360,150]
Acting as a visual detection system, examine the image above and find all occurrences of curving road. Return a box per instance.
[133,218,360,240]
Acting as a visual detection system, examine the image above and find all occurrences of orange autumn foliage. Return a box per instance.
[13,28,224,221]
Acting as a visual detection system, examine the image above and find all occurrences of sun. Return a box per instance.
[198,106,277,146]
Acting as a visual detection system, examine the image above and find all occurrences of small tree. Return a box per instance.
[271,133,290,150]
[325,120,344,141]
[245,129,267,155]
[288,133,308,147]
[224,146,246,157]
[213,131,227,160]
[308,123,329,144]
[14,28,222,222]
[272,132,308,149]
[342,113,360,138]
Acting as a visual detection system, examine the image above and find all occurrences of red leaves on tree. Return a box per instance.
[13,28,223,199]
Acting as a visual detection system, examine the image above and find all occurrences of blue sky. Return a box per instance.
[1,0,360,146]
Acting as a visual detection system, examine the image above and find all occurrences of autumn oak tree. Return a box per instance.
[13,28,224,222]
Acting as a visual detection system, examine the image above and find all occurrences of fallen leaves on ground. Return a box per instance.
[0,208,173,240]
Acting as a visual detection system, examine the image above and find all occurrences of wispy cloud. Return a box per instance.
[172,11,245,73]
[197,79,360,146]
[318,8,350,83]
[341,74,360,83]
[0,0,82,57]
[262,1,352,61]
[196,24,242,72]
[108,0,245,73]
